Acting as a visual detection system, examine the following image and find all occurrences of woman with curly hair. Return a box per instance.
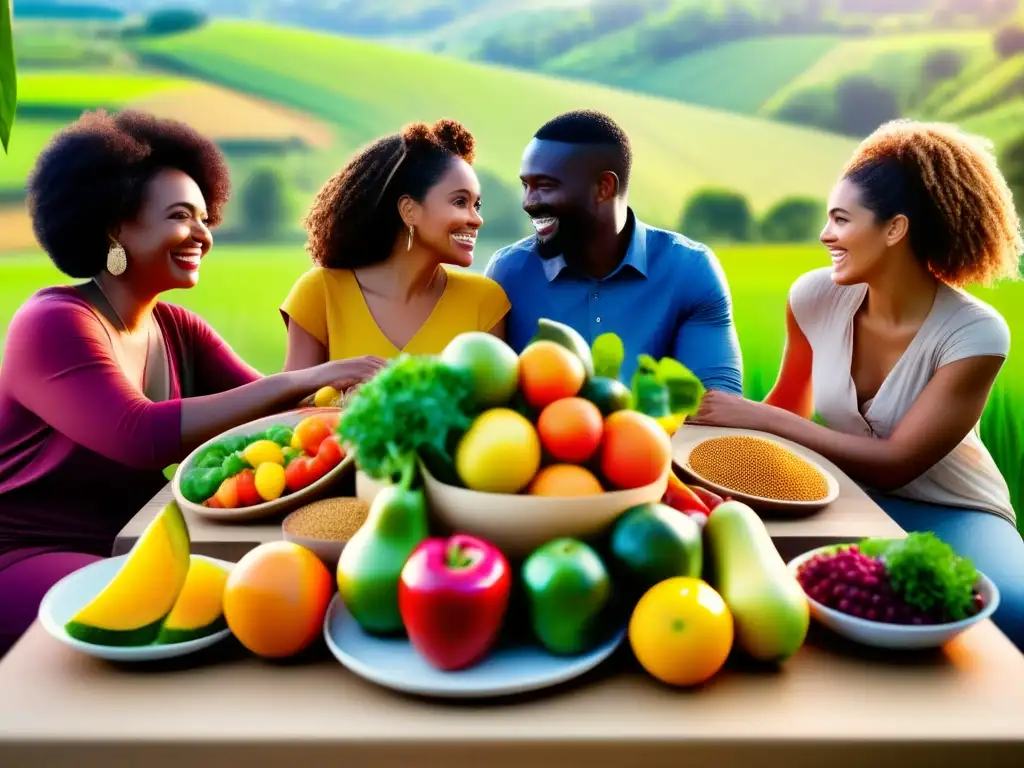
[280,119,510,368]
[0,110,385,656]
[693,119,1024,647]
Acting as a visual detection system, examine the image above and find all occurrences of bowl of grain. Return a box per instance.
[673,428,839,515]
[281,497,370,569]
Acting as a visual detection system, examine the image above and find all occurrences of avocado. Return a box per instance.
[534,318,595,378]
[704,500,809,663]
[609,503,702,600]
[581,376,632,416]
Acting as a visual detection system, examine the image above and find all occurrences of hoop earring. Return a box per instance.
[407,224,414,252]
[106,242,127,276]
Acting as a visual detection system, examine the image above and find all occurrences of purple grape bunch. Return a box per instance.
[796,545,985,626]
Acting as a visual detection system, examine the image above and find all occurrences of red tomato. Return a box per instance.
[285,456,323,493]
[235,469,262,507]
[316,434,345,469]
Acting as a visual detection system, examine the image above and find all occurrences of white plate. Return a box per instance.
[38,554,234,662]
[323,594,626,699]
[673,427,840,514]
[787,545,1000,650]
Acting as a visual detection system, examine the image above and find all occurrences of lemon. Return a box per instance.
[314,386,341,408]
[243,439,284,468]
[254,463,286,502]
[455,408,541,493]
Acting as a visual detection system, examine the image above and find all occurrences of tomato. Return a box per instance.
[212,476,239,509]
[235,469,261,507]
[293,415,333,455]
[315,434,345,469]
[285,456,323,493]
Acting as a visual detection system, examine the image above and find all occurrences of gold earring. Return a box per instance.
[407,224,414,252]
[106,241,127,276]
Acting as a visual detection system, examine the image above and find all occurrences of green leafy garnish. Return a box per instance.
[337,354,477,489]
[632,353,706,416]
[592,333,625,379]
[858,532,980,621]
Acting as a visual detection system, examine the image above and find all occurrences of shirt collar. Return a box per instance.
[539,208,649,282]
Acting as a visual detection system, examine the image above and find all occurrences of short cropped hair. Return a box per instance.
[534,109,632,191]
[303,119,476,269]
[843,119,1022,287]
[26,109,231,278]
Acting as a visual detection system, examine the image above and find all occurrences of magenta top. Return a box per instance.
[0,286,262,571]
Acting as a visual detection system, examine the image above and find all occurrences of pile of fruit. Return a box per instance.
[178,412,345,509]
[795,532,986,626]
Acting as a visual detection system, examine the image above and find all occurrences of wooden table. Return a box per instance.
[113,425,905,563]
[1,617,1023,766]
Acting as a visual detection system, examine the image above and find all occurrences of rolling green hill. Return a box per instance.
[131,20,858,230]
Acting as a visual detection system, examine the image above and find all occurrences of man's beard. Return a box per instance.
[533,210,593,261]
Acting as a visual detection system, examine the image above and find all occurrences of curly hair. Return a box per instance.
[25,109,231,279]
[303,118,476,268]
[842,119,1022,287]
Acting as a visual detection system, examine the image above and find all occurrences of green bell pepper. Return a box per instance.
[180,466,227,504]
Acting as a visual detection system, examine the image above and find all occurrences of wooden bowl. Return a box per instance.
[355,463,668,561]
[172,408,354,523]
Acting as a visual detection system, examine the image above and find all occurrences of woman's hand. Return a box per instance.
[691,389,775,432]
[311,355,389,393]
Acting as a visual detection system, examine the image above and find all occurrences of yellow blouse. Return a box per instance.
[280,265,511,359]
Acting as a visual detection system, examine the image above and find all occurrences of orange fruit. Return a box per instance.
[629,577,734,687]
[223,541,333,658]
[518,341,586,410]
[293,414,336,455]
[536,397,604,463]
[528,464,604,496]
[599,410,673,489]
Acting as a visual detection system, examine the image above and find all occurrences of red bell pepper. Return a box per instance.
[689,484,726,512]
[398,534,511,671]
[663,471,711,516]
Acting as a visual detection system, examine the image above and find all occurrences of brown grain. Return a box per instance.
[283,497,369,541]
[687,435,829,502]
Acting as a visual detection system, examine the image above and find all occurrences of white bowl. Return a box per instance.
[38,554,234,662]
[172,407,354,522]
[787,544,1000,650]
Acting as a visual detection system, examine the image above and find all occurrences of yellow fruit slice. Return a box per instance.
[65,501,191,646]
[155,556,230,644]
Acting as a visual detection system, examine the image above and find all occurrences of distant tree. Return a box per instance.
[923,49,964,85]
[240,167,288,241]
[994,24,1024,59]
[834,76,900,136]
[140,8,208,37]
[680,188,756,243]
[760,197,824,243]
[1002,134,1024,221]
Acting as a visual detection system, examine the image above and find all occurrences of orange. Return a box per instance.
[528,464,604,496]
[599,409,673,490]
[518,341,586,410]
[629,577,734,687]
[293,414,337,455]
[223,541,333,658]
[537,397,604,463]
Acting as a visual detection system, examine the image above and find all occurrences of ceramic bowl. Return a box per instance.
[172,407,354,523]
[355,462,669,561]
[787,544,1000,650]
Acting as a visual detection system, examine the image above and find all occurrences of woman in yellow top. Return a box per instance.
[280,119,511,368]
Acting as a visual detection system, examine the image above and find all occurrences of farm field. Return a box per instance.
[2,242,1020,527]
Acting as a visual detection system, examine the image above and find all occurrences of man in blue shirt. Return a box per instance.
[484,110,744,394]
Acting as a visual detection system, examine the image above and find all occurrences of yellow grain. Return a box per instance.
[687,436,829,502]
[284,497,368,541]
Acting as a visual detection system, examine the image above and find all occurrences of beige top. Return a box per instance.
[789,267,1014,525]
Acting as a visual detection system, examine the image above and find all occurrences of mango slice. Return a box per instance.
[65,501,191,646]
[156,556,230,644]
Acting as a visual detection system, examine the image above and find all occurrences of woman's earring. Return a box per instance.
[106,241,127,276]
[407,224,414,252]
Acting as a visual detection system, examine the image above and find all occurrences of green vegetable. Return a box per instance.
[264,425,294,447]
[179,466,227,504]
[194,445,228,469]
[631,353,706,417]
[337,353,477,484]
[592,333,625,380]
[859,532,980,621]
[221,452,247,478]
[282,447,302,467]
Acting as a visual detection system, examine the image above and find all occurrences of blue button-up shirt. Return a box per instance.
[484,211,743,394]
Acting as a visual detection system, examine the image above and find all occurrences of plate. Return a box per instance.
[38,554,234,662]
[672,427,840,514]
[787,545,1000,650]
[172,407,353,523]
[323,594,626,699]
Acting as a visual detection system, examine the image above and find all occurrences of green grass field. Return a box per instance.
[933,55,1024,121]
[130,20,860,228]
[1,243,1020,525]
[547,35,846,115]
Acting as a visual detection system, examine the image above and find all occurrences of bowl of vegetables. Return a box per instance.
[788,533,999,650]
[172,408,354,522]
[343,321,703,560]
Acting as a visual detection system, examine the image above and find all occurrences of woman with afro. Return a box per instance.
[280,118,510,369]
[693,119,1024,648]
[0,110,386,656]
